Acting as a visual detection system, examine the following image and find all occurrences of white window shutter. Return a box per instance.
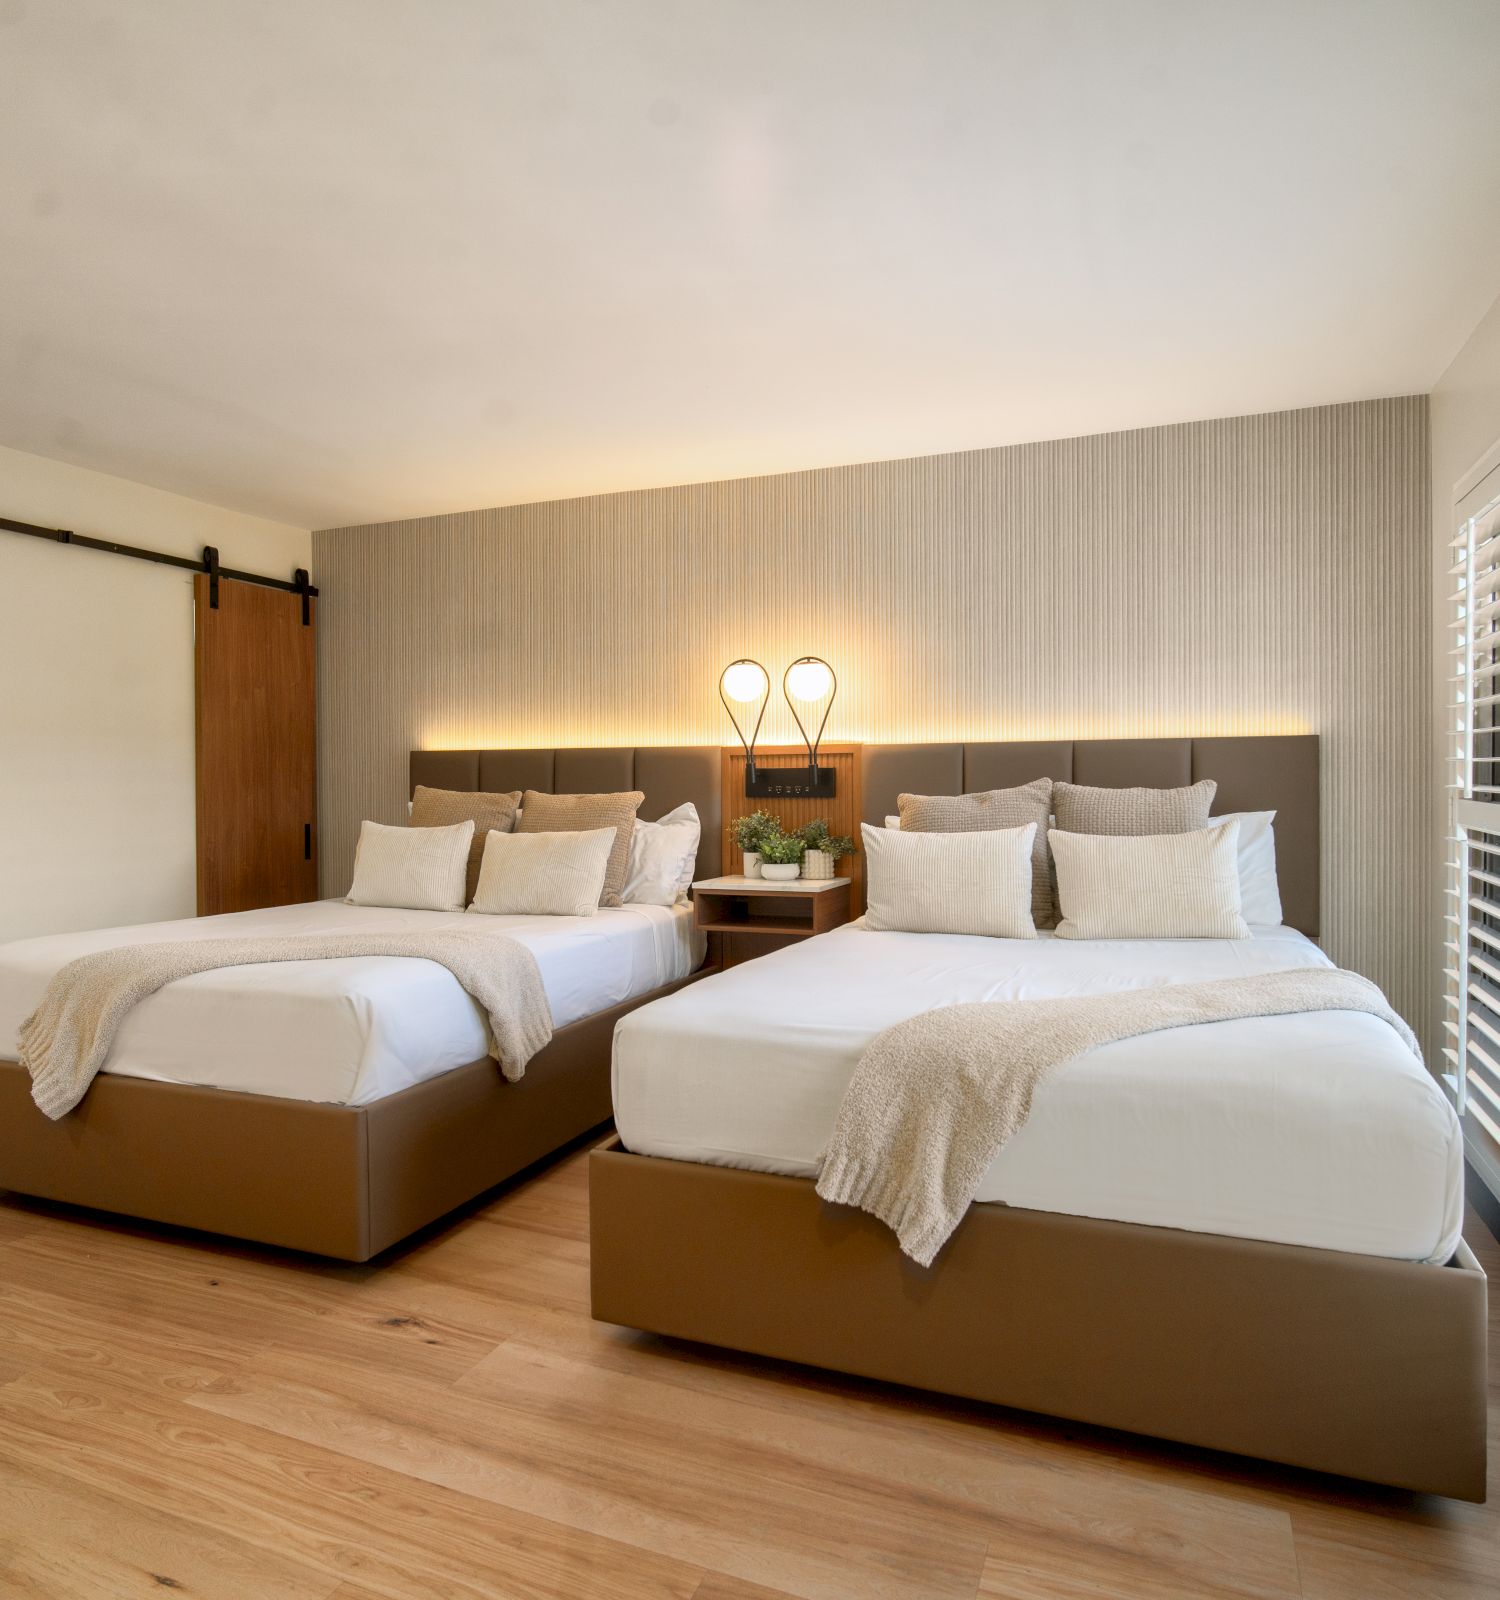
[1446,466,1500,1187]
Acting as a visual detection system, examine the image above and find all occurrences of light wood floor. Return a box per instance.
[0,1145,1495,1600]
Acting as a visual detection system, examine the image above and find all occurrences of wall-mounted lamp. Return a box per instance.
[718,658,769,782]
[737,654,839,799]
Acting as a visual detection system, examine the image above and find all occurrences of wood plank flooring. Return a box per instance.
[0,1144,1495,1600]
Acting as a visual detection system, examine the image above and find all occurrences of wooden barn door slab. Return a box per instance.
[194,575,317,915]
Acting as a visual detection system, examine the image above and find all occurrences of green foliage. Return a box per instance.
[732,810,780,852]
[757,828,807,865]
[797,818,855,859]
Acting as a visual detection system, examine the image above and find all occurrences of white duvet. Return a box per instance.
[0,898,704,1106]
[613,921,1464,1263]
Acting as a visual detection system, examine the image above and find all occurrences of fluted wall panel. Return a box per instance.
[315,397,1431,1035]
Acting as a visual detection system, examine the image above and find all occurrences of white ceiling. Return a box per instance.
[3,1,1500,531]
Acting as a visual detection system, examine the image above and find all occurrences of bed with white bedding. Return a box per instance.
[0,898,702,1106]
[592,734,1489,1502]
[615,920,1462,1263]
[0,740,723,1261]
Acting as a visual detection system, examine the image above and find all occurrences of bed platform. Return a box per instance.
[590,735,1491,1499]
[0,743,721,1260]
[591,1142,1488,1500]
[0,976,703,1261]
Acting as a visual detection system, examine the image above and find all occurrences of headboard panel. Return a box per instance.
[1073,738,1192,789]
[410,746,723,879]
[408,737,1314,933]
[478,749,555,794]
[860,736,1319,937]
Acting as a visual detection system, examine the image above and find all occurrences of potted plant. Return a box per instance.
[757,828,806,882]
[732,810,780,878]
[797,819,855,881]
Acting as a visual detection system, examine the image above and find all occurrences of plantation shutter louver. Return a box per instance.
[1444,459,1500,1200]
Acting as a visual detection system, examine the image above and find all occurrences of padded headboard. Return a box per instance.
[408,746,723,879]
[860,736,1320,937]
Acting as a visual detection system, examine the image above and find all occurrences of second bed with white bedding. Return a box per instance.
[0,898,704,1106]
[614,921,1463,1264]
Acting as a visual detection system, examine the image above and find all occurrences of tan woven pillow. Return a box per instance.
[1052,779,1216,836]
[898,779,1055,927]
[410,786,522,904]
[517,789,644,907]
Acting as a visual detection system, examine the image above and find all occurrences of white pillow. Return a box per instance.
[1051,823,1248,940]
[468,827,615,917]
[1207,810,1282,924]
[862,821,1037,939]
[885,814,902,829]
[622,802,701,906]
[346,818,472,912]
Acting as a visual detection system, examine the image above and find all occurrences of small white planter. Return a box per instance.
[802,849,835,881]
[742,850,763,879]
[760,862,800,882]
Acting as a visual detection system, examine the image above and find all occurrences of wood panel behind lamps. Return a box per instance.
[719,744,864,912]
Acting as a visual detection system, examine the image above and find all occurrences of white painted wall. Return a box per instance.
[0,446,309,942]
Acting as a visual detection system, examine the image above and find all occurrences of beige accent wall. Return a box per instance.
[315,397,1430,1032]
[0,445,310,942]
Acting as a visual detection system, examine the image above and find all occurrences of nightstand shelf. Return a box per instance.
[692,876,853,966]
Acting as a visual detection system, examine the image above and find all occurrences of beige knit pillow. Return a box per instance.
[517,789,644,907]
[1051,822,1248,939]
[410,785,522,904]
[1052,778,1216,836]
[898,779,1055,927]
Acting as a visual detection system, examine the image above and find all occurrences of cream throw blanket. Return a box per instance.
[19,931,554,1120]
[816,968,1419,1267]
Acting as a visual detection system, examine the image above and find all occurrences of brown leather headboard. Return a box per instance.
[408,746,722,879]
[860,736,1319,937]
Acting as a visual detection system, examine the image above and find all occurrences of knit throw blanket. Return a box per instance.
[19,931,555,1120]
[816,967,1419,1268]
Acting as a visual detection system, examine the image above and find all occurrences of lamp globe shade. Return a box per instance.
[786,659,833,701]
[721,661,768,703]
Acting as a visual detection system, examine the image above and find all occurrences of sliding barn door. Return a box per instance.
[194,574,317,915]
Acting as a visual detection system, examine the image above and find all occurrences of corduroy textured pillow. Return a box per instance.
[863,822,1038,939]
[517,789,644,907]
[1051,822,1248,940]
[410,785,523,904]
[346,818,473,912]
[1052,778,1216,836]
[469,827,615,917]
[898,779,1055,927]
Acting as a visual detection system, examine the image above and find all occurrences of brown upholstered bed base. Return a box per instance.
[0,972,704,1261]
[589,1143,1490,1501]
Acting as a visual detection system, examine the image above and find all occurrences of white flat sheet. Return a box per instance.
[614,922,1464,1263]
[0,899,704,1106]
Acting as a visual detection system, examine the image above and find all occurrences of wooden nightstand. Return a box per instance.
[692,875,853,969]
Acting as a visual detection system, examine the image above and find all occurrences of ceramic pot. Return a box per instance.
[742,850,763,879]
[802,849,835,880]
[760,862,800,882]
